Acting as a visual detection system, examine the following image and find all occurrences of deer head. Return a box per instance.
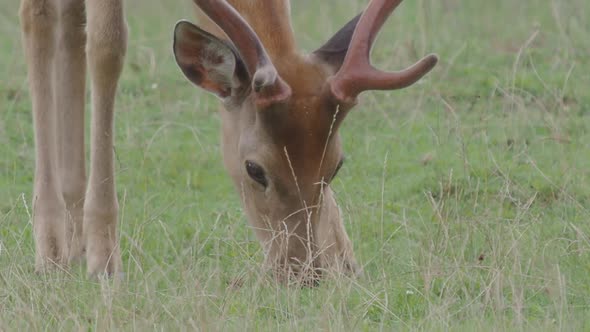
[173,0,437,283]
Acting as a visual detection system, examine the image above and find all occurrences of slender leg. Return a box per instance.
[84,0,127,276]
[20,0,68,271]
[56,0,87,264]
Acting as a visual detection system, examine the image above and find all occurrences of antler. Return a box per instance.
[193,0,291,108]
[327,0,438,104]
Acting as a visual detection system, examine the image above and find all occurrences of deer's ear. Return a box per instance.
[173,20,247,98]
[312,14,361,72]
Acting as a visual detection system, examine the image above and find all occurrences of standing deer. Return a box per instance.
[19,0,436,281]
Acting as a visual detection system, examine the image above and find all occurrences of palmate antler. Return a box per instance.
[193,0,292,108]
[327,0,438,104]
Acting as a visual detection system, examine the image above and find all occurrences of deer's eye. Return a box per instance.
[245,160,268,187]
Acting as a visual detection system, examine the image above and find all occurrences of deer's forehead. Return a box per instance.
[240,99,341,168]
[276,55,332,95]
[272,106,341,170]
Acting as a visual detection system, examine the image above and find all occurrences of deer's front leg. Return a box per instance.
[84,0,126,277]
[56,0,87,265]
[20,0,69,271]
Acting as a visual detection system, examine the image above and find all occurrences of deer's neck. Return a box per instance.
[196,0,297,59]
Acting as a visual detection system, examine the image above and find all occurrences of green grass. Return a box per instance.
[1,0,590,330]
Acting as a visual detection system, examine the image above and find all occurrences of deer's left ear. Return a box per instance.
[173,20,247,99]
[311,14,361,72]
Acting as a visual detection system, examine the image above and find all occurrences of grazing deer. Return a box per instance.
[175,0,437,282]
[19,0,436,281]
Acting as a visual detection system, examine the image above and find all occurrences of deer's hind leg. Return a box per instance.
[20,0,68,271]
[84,0,127,277]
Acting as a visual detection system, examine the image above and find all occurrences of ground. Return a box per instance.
[1,0,589,330]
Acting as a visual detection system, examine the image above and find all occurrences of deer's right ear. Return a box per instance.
[173,20,247,99]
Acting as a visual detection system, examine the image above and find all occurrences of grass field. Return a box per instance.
[1,0,590,330]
